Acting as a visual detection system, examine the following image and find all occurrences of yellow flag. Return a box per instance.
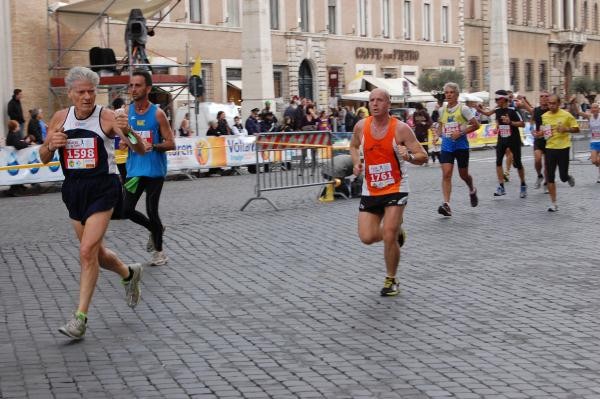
[353,70,364,80]
[191,55,202,76]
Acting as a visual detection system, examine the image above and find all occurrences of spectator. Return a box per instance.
[316,110,331,131]
[261,100,278,125]
[278,115,294,132]
[245,108,261,135]
[345,106,356,132]
[260,112,278,132]
[6,120,31,150]
[216,110,232,135]
[179,112,192,137]
[294,98,307,130]
[206,120,220,136]
[26,108,44,144]
[231,116,247,135]
[111,97,125,110]
[7,89,25,131]
[301,104,317,130]
[337,106,347,132]
[412,103,433,158]
[354,107,368,127]
[284,96,299,127]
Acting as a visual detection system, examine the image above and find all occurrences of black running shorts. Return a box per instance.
[359,192,408,215]
[61,174,122,224]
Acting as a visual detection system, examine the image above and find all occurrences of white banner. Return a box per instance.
[0,145,64,185]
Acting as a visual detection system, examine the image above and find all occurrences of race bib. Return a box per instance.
[137,130,153,145]
[368,162,395,189]
[499,125,511,138]
[591,128,600,142]
[63,138,98,169]
[443,122,460,138]
[541,125,553,139]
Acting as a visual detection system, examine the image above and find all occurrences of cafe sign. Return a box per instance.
[355,47,419,62]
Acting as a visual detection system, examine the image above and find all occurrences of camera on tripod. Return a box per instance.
[124,9,154,71]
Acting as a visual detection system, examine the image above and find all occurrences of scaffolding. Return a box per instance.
[46,0,193,126]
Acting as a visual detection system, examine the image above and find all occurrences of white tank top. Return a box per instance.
[589,114,600,143]
[60,105,117,178]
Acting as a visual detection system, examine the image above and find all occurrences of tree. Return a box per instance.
[571,76,600,104]
[418,69,465,93]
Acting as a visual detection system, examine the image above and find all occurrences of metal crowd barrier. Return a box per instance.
[240,131,335,211]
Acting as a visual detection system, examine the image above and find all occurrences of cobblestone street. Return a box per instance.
[2,149,600,398]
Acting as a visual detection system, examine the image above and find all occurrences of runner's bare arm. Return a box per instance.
[40,109,68,164]
[350,119,365,176]
[476,104,495,117]
[105,108,146,155]
[465,116,480,134]
[396,122,427,165]
[154,109,175,152]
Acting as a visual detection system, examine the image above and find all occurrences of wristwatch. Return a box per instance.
[407,153,415,162]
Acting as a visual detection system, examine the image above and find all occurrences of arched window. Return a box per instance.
[298,60,313,100]
[584,1,588,30]
[594,3,599,33]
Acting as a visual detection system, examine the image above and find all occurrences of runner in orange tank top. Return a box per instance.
[350,88,428,296]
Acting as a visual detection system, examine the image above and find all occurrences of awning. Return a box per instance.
[227,80,243,91]
[344,77,435,103]
[50,0,172,21]
[341,91,370,101]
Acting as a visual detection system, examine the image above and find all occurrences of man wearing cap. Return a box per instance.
[245,108,261,135]
[479,90,527,198]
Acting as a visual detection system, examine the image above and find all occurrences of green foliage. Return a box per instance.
[571,76,598,95]
[418,69,465,93]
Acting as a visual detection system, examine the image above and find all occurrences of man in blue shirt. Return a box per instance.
[117,70,175,266]
[245,108,261,135]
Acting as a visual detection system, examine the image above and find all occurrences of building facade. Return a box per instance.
[6,0,600,134]
[465,0,600,101]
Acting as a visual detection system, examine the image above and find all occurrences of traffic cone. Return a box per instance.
[319,182,335,202]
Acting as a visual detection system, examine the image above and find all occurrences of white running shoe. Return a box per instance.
[534,176,543,189]
[151,251,168,266]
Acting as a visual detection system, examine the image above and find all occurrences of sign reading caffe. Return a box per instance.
[355,47,419,62]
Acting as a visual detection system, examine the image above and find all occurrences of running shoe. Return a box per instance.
[568,175,575,187]
[151,251,168,266]
[437,202,452,216]
[543,183,549,194]
[547,203,558,212]
[123,263,143,308]
[58,312,87,340]
[534,176,543,189]
[397,228,406,248]
[380,277,399,297]
[596,177,600,183]
[494,186,506,196]
[520,185,527,198]
[503,171,510,182]
[146,226,166,252]
[469,189,478,207]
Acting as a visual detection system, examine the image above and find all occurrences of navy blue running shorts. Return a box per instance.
[359,192,408,215]
[439,149,470,168]
[61,174,122,224]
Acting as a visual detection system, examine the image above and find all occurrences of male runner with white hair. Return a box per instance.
[40,66,146,339]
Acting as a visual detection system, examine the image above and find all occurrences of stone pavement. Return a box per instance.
[1,148,600,399]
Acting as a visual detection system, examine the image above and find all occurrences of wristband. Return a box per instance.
[127,132,138,144]
[407,153,415,162]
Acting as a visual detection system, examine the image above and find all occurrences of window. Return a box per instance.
[539,61,548,91]
[538,0,546,27]
[510,59,520,92]
[328,0,337,34]
[584,62,591,77]
[227,0,240,27]
[583,1,589,31]
[359,0,368,36]
[594,63,600,80]
[300,0,309,32]
[524,0,532,25]
[468,57,479,90]
[508,0,517,24]
[273,71,282,98]
[441,5,449,43]
[190,0,202,23]
[404,1,412,39]
[423,3,431,41]
[525,60,534,91]
[201,65,213,101]
[382,0,391,38]
[270,0,279,29]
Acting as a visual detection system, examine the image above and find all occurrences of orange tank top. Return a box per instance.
[362,116,408,196]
